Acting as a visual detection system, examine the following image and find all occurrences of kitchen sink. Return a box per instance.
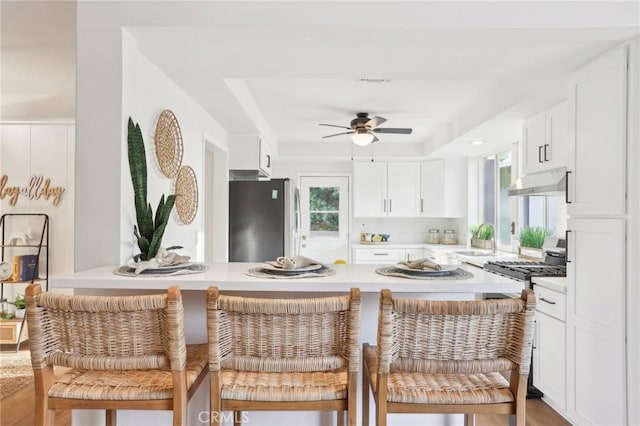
[453,250,498,257]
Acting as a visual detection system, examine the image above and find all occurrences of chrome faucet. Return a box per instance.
[473,223,497,254]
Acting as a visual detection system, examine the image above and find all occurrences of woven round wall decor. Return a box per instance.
[154,110,184,178]
[174,165,198,225]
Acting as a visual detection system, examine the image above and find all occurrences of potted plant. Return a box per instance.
[470,224,494,250]
[11,293,26,318]
[518,226,553,260]
[127,117,181,262]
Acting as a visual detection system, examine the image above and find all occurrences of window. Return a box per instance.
[309,186,339,237]
[480,150,512,248]
[521,195,562,235]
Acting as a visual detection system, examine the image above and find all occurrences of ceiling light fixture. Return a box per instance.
[469,140,485,145]
[352,131,375,146]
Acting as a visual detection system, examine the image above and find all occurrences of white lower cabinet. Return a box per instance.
[352,248,405,265]
[405,248,424,262]
[532,284,566,411]
[352,247,427,264]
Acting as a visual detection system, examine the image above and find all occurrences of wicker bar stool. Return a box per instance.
[206,287,361,426]
[25,284,208,426]
[363,289,536,426]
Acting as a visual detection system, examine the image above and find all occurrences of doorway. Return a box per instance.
[204,140,228,263]
[298,175,350,263]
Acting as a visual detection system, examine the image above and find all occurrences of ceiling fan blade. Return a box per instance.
[372,128,413,134]
[319,123,352,130]
[371,134,379,143]
[365,116,387,129]
[322,131,354,138]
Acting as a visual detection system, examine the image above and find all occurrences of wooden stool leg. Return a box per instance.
[464,413,474,426]
[234,411,242,426]
[337,410,345,426]
[106,409,117,426]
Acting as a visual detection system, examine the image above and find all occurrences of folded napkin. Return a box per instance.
[134,248,191,275]
[264,255,322,270]
[398,258,443,271]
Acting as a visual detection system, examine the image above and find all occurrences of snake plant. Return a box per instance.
[128,117,181,261]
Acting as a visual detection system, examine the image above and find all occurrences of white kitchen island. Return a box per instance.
[50,263,524,426]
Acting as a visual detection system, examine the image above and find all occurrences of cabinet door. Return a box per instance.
[522,111,546,175]
[566,218,625,425]
[534,310,566,410]
[405,248,424,262]
[258,138,272,177]
[443,158,467,217]
[568,46,627,216]
[387,162,420,217]
[545,101,568,170]
[419,160,444,217]
[353,162,387,217]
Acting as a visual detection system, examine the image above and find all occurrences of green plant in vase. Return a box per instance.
[128,117,181,262]
[470,224,494,240]
[518,226,553,249]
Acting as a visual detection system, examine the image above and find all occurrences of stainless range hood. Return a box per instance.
[508,167,567,196]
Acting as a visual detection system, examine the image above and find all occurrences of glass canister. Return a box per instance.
[442,229,458,245]
[427,229,441,244]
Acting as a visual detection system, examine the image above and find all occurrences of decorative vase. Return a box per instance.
[15,308,25,319]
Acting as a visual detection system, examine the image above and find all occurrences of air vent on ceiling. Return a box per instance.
[356,78,391,84]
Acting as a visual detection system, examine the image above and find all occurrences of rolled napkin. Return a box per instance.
[398,258,443,271]
[134,248,191,275]
[264,255,322,270]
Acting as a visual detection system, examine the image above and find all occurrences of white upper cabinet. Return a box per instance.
[522,100,568,175]
[419,160,444,216]
[567,46,627,216]
[420,159,466,218]
[387,162,421,217]
[229,135,272,177]
[353,162,387,217]
[353,162,420,217]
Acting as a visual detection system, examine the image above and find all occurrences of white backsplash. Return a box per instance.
[353,217,468,245]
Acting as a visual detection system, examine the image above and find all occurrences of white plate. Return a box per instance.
[394,263,458,273]
[261,263,323,272]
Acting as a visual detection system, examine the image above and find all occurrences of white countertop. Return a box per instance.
[50,263,525,294]
[352,243,467,251]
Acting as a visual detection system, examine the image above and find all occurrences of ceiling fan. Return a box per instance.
[319,112,413,146]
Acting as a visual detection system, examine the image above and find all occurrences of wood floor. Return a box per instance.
[1,345,571,426]
[0,389,571,426]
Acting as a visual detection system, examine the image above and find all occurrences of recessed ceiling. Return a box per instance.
[2,1,639,158]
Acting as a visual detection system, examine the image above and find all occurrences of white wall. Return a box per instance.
[119,30,228,265]
[0,122,75,301]
[75,2,236,270]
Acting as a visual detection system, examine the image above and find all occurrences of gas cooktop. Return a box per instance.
[484,260,567,282]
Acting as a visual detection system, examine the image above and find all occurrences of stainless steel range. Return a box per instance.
[484,261,566,285]
[484,236,567,288]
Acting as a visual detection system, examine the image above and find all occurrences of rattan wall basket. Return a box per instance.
[174,165,198,225]
[154,110,184,178]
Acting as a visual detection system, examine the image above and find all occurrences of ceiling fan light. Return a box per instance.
[352,132,375,146]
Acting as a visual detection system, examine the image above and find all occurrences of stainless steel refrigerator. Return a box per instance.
[229,178,300,262]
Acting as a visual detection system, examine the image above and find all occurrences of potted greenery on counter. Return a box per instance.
[518,226,553,260]
[127,117,181,262]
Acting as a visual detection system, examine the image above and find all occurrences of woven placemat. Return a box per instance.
[375,266,473,280]
[245,266,336,279]
[113,263,208,277]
